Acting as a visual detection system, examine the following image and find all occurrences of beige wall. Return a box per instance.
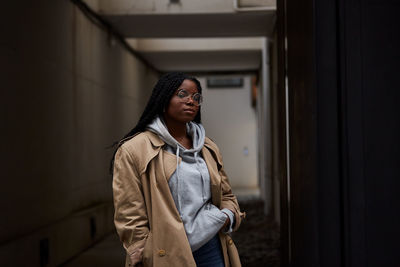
[0,1,157,265]
[199,76,259,196]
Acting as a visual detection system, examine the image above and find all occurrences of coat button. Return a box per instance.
[158,249,166,256]
[228,239,233,246]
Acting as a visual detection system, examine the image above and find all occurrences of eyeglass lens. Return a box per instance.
[177,89,202,105]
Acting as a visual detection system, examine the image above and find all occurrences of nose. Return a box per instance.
[186,96,195,105]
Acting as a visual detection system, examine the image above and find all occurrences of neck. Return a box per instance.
[163,116,187,140]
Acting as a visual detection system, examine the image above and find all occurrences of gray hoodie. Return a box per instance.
[147,116,234,251]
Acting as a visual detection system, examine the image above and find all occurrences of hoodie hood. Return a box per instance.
[147,116,205,154]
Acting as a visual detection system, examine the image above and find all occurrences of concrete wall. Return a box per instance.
[0,1,157,265]
[199,76,259,197]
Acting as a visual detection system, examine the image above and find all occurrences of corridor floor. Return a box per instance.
[233,198,280,267]
[64,198,280,267]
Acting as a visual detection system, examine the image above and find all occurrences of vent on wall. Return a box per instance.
[207,77,244,88]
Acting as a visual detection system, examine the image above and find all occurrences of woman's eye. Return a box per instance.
[194,94,202,102]
[178,90,188,98]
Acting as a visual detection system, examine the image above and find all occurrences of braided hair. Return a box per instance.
[110,72,202,173]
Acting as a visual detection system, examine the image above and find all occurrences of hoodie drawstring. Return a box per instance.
[175,149,206,216]
[194,152,206,203]
[176,145,182,215]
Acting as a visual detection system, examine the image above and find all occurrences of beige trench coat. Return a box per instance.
[113,131,245,267]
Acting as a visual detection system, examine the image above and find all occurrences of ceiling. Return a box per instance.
[103,12,275,38]
[96,1,276,73]
[138,50,262,72]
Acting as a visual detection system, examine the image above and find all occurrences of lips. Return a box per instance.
[183,108,196,114]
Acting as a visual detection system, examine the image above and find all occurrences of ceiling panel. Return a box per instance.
[103,12,275,38]
[139,50,261,72]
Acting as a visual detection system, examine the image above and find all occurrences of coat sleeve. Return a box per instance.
[113,145,149,265]
[213,145,246,232]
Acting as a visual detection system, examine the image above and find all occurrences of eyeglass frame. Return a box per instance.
[175,89,203,106]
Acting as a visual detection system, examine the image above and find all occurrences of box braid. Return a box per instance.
[109,72,202,174]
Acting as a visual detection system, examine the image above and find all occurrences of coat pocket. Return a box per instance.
[142,232,153,266]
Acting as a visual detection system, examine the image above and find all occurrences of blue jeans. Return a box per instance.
[192,235,225,267]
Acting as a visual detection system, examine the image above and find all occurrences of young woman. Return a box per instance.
[112,72,245,267]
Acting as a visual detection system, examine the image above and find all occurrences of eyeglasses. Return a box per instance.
[176,89,203,106]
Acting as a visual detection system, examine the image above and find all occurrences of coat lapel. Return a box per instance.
[144,131,178,182]
[162,150,180,182]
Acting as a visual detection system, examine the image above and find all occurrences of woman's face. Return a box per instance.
[164,79,200,124]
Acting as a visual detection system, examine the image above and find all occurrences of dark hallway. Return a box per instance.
[2,0,400,266]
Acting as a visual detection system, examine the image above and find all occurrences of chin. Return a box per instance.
[180,113,197,122]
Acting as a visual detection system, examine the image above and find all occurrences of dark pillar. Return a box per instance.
[278,0,400,266]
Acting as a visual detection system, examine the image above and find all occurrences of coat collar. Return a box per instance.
[146,131,165,148]
[143,131,220,162]
[139,131,223,174]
